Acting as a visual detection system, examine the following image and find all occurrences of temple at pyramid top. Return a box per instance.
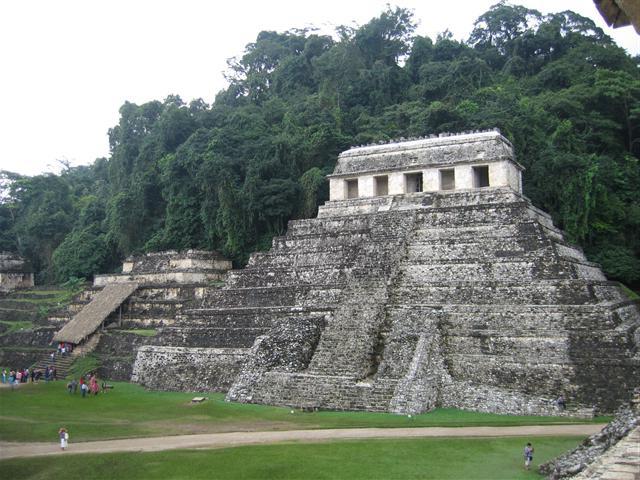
[327,130,524,201]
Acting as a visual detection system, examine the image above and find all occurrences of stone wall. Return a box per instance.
[132,346,248,392]
[122,250,231,274]
[539,402,639,478]
[93,331,156,381]
[95,250,231,286]
[0,252,34,292]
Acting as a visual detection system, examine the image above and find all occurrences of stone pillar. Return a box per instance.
[456,165,474,190]
[329,178,346,201]
[359,175,375,197]
[423,169,439,192]
[388,172,405,195]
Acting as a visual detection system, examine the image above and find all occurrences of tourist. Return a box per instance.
[15,369,22,384]
[58,427,68,451]
[89,375,99,395]
[1,368,6,384]
[81,382,89,398]
[524,442,534,470]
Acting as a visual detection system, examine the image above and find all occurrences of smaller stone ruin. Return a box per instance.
[0,252,34,292]
[51,249,233,382]
[94,249,231,286]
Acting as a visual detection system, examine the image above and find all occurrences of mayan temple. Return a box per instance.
[84,130,639,415]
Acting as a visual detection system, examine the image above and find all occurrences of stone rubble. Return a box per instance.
[539,403,639,479]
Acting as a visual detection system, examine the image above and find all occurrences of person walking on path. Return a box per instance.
[58,428,68,451]
[524,442,534,470]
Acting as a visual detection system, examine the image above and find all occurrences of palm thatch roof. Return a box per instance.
[53,283,138,344]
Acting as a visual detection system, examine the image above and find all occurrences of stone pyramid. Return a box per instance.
[137,131,640,415]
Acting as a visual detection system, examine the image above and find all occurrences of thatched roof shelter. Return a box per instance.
[53,283,138,344]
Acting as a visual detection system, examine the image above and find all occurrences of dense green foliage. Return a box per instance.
[0,381,606,443]
[1,3,638,285]
[0,436,583,479]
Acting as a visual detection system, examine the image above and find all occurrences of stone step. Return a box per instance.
[390,280,625,306]
[229,371,398,412]
[201,285,344,309]
[0,307,41,322]
[225,267,349,289]
[157,326,269,348]
[270,232,373,251]
[0,299,42,311]
[31,353,75,378]
[176,310,325,329]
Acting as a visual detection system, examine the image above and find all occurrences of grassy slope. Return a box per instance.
[0,381,608,443]
[0,436,582,479]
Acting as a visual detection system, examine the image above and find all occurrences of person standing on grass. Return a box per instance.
[59,428,68,450]
[524,442,534,470]
[1,368,6,383]
[90,375,99,396]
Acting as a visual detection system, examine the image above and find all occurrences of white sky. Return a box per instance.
[0,0,638,177]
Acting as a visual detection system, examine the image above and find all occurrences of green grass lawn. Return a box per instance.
[0,381,608,443]
[0,435,582,479]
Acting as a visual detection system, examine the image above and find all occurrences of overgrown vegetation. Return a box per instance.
[0,381,609,443]
[0,436,584,479]
[66,354,100,379]
[1,3,638,288]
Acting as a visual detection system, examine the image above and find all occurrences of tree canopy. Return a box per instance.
[1,3,638,287]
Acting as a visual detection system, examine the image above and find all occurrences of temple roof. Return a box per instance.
[329,130,520,178]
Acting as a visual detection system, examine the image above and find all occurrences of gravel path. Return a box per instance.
[0,424,604,459]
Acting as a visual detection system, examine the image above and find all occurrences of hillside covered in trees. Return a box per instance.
[1,3,639,288]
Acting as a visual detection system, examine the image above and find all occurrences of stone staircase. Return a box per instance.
[31,352,74,378]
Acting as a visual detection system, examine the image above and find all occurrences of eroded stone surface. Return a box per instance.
[540,404,639,479]
[119,135,639,415]
[0,252,34,292]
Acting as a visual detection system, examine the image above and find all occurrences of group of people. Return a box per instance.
[1,366,57,386]
[57,342,74,356]
[66,373,107,397]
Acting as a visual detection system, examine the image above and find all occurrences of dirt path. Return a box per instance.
[0,424,604,460]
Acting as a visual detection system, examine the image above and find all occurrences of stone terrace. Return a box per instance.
[132,132,639,415]
[225,187,639,414]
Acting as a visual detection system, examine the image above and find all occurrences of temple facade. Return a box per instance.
[328,130,523,201]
